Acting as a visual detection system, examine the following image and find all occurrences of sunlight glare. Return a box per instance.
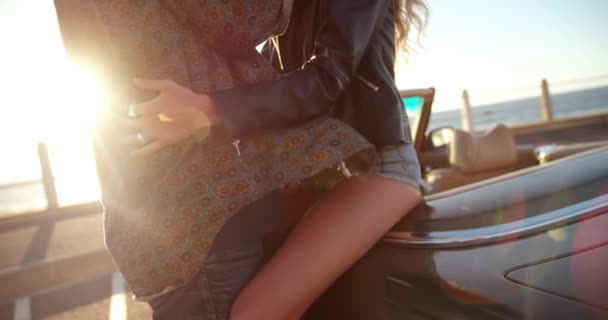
[547,228,566,242]
[41,62,107,205]
[56,63,106,131]
[32,61,107,143]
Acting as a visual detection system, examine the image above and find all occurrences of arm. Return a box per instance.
[210,0,391,136]
[123,0,390,156]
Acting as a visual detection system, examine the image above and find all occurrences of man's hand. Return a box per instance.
[123,78,221,156]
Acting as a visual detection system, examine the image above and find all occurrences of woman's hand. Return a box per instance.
[125,78,222,156]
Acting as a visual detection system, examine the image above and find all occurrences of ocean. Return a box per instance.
[1,86,607,216]
[427,85,608,131]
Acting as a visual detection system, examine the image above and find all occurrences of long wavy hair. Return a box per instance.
[394,0,429,54]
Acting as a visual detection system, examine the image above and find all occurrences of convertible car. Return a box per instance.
[306,88,608,319]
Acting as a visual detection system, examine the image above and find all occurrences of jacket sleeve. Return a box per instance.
[210,0,391,136]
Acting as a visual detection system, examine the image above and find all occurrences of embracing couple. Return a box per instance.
[54,0,428,319]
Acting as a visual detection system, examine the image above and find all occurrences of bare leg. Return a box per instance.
[230,175,422,319]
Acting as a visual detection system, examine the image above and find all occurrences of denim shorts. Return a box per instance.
[365,143,428,193]
[147,192,283,320]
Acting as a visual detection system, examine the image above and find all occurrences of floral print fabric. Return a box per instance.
[54,0,372,299]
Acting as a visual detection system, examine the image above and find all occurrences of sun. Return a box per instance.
[40,62,108,205]
[53,63,107,135]
[0,1,110,208]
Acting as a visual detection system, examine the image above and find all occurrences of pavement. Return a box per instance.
[0,204,152,319]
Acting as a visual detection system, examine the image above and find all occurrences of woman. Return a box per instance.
[130,0,429,319]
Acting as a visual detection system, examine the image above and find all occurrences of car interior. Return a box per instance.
[402,88,608,195]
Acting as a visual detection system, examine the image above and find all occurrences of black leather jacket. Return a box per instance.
[211,0,411,148]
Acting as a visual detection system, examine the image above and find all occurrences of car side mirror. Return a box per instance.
[427,126,455,149]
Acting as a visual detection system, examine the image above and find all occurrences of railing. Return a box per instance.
[37,142,59,209]
[459,76,608,132]
[3,78,606,212]
[0,142,59,211]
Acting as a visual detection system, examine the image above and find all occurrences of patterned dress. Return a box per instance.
[54,0,373,299]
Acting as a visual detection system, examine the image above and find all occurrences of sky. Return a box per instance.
[396,0,608,108]
[0,0,607,186]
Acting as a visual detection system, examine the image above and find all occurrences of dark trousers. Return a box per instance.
[148,192,284,320]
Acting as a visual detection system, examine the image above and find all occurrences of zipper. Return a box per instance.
[355,74,380,92]
[233,38,284,158]
[270,37,284,71]
[232,139,241,156]
[338,161,353,178]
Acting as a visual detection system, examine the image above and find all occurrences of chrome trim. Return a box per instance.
[385,275,414,289]
[381,194,608,249]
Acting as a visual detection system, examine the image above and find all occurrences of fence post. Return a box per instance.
[540,78,554,122]
[38,142,58,209]
[461,89,475,132]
